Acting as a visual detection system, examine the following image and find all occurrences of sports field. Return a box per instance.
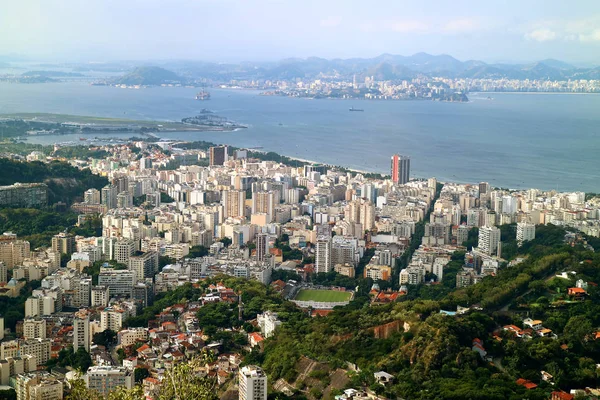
[294,289,352,302]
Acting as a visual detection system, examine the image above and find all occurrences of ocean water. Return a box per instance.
[0,82,599,192]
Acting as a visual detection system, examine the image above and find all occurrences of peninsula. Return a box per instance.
[0,112,245,137]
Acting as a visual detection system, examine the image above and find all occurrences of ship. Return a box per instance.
[195,90,211,100]
[349,107,364,112]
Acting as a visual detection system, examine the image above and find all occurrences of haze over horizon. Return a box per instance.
[2,0,600,65]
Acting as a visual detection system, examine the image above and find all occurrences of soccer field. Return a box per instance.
[294,289,352,302]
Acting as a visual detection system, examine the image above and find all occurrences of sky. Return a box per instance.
[1,0,600,64]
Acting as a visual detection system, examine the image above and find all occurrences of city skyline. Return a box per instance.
[1,0,600,64]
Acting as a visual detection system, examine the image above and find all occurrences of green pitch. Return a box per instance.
[294,289,352,302]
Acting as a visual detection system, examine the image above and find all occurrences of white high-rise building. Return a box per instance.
[84,366,133,396]
[239,365,267,400]
[98,269,134,298]
[73,311,90,352]
[478,226,501,256]
[23,318,46,340]
[25,296,55,317]
[517,222,536,246]
[315,236,332,274]
[84,189,101,205]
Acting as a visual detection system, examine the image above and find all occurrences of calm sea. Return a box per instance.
[0,81,599,192]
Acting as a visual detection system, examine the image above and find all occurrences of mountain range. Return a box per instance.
[162,53,600,82]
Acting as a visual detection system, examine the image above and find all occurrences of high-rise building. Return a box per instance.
[315,236,332,274]
[209,146,228,166]
[346,198,375,231]
[391,154,410,185]
[84,366,134,396]
[19,338,52,366]
[0,239,31,269]
[517,222,536,246]
[478,226,501,256]
[14,374,63,400]
[252,191,275,222]
[73,311,90,352]
[457,225,470,246]
[255,233,268,262]
[116,191,133,208]
[114,239,136,264]
[23,318,46,340]
[25,296,55,317]
[51,233,76,255]
[0,262,6,284]
[101,185,118,210]
[239,365,267,400]
[98,269,134,298]
[91,285,110,307]
[128,251,159,281]
[84,189,101,205]
[223,189,246,219]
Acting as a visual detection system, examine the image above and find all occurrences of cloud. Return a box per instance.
[360,17,485,35]
[319,16,342,28]
[579,30,600,42]
[526,28,558,42]
[524,16,600,42]
[388,20,430,33]
[443,18,482,34]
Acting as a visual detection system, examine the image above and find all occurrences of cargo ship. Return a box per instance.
[349,107,364,112]
[195,90,211,100]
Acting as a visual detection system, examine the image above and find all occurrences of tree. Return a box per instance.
[93,329,117,347]
[158,352,218,400]
[159,256,175,270]
[188,245,209,258]
[0,389,16,400]
[134,367,150,383]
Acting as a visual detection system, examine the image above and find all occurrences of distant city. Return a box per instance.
[2,53,600,100]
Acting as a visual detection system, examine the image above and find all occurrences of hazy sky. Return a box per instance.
[2,0,600,64]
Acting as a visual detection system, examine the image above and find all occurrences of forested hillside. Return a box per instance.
[0,159,108,204]
[253,224,600,399]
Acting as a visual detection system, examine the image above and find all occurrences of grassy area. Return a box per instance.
[294,289,352,302]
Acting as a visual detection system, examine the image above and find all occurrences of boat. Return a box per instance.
[349,107,364,112]
[195,90,211,100]
[79,137,87,141]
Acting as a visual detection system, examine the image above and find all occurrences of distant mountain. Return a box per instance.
[22,71,84,78]
[537,59,575,70]
[361,62,415,80]
[111,66,186,85]
[150,54,600,82]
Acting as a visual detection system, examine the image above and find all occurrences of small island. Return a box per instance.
[92,66,204,88]
[181,109,246,130]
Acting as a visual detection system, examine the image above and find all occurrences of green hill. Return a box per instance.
[0,159,108,205]
[112,66,185,85]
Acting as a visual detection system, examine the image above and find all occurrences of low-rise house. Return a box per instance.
[523,318,543,331]
[551,391,574,400]
[568,287,586,299]
[374,371,394,385]
[541,370,554,383]
[472,338,491,361]
[516,378,538,390]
